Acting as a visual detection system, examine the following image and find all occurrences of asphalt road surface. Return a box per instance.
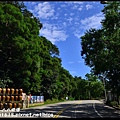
[0,100,120,118]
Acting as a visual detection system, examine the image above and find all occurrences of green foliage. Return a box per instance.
[81,1,120,100]
[0,2,43,93]
[0,1,105,101]
[109,101,118,107]
[68,97,75,101]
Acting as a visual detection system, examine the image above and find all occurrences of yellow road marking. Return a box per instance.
[53,100,82,118]
[53,106,70,118]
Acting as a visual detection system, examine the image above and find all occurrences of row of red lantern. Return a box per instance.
[0,88,23,95]
[0,102,22,110]
[0,95,22,102]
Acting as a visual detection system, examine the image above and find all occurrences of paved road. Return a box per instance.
[0,100,120,118]
[53,100,120,118]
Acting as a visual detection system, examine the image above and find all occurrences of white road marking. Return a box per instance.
[93,103,103,118]
[74,105,77,118]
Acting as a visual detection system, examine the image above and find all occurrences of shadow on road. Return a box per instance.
[0,102,120,118]
[61,103,120,118]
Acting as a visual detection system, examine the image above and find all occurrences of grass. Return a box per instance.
[118,105,120,108]
[29,102,44,108]
[28,98,66,108]
[105,100,120,109]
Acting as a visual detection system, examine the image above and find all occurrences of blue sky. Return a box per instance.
[24,1,105,79]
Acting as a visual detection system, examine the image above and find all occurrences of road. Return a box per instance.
[0,100,120,118]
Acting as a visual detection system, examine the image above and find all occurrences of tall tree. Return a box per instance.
[0,2,43,93]
[39,36,61,100]
[85,73,104,99]
[80,1,120,101]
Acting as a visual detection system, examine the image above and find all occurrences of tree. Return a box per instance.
[81,1,120,102]
[0,3,28,87]
[85,73,104,99]
[0,2,43,94]
[39,36,61,100]
[58,67,72,99]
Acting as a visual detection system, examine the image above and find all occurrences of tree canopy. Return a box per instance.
[81,1,120,102]
[0,1,105,101]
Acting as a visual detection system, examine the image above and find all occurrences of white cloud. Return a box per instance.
[51,12,60,20]
[78,6,83,11]
[73,1,84,4]
[70,71,76,74]
[34,2,55,19]
[73,31,85,39]
[71,4,83,11]
[72,5,78,10]
[70,13,74,16]
[86,4,93,10]
[64,1,84,12]
[65,1,84,5]
[78,60,84,63]
[57,7,61,10]
[73,12,104,39]
[92,1,100,4]
[31,2,37,5]
[80,12,104,30]
[51,16,58,20]
[26,2,104,43]
[67,17,73,24]
[40,23,68,44]
[68,61,74,64]
[64,13,67,16]
[63,22,67,27]
[61,4,67,8]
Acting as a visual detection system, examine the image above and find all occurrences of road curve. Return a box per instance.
[0,100,120,118]
[55,100,120,118]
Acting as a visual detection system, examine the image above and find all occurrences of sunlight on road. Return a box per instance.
[53,100,82,118]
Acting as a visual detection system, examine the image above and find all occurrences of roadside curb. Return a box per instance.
[104,103,120,110]
[99,99,120,110]
[112,106,120,110]
[99,99,104,103]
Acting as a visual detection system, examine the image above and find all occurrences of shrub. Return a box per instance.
[68,96,75,100]
[109,101,118,107]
